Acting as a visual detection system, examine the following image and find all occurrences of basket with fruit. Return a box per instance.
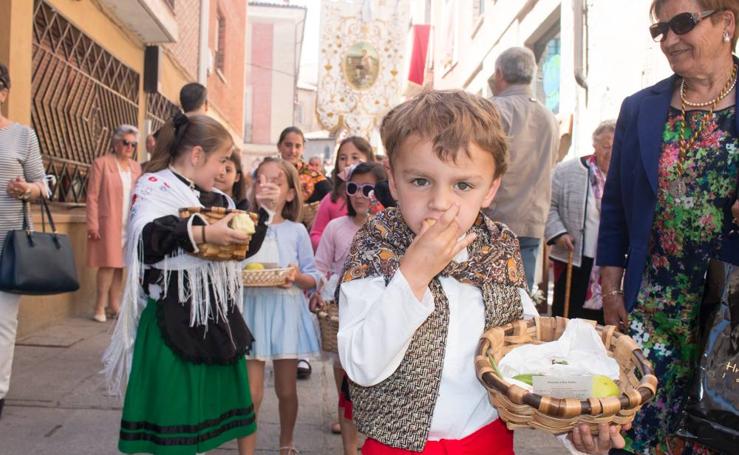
[475,316,657,434]
[242,262,296,287]
[178,207,257,261]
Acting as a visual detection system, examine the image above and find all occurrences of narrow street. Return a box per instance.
[0,317,567,454]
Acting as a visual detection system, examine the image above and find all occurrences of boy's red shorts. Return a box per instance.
[361,418,514,455]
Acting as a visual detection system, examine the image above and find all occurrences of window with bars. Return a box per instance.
[215,11,226,72]
[31,0,140,204]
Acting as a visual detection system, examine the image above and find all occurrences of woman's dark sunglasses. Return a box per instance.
[345,182,375,198]
[121,139,138,148]
[649,10,715,42]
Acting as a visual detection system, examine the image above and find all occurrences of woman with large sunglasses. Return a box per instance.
[598,1,739,453]
[86,124,141,322]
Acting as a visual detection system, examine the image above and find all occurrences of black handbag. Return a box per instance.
[676,260,739,452]
[0,198,80,295]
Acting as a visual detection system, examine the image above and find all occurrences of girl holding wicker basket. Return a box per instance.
[103,113,271,455]
[311,161,387,455]
[241,157,322,455]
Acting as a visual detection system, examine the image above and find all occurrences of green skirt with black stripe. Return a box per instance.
[119,299,256,454]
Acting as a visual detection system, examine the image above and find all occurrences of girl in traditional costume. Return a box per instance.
[103,113,269,455]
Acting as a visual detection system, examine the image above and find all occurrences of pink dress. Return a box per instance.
[314,216,361,278]
[310,193,347,251]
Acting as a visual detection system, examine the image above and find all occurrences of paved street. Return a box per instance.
[0,317,567,454]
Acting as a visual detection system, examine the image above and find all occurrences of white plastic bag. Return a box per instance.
[498,319,619,381]
[320,273,340,302]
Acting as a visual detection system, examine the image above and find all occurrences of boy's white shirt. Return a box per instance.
[337,247,538,441]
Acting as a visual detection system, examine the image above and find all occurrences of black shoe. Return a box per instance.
[0,398,4,419]
[296,359,312,380]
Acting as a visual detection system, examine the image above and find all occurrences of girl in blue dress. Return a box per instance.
[241,157,321,455]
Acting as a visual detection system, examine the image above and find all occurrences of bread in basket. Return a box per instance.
[178,207,257,261]
[475,316,657,434]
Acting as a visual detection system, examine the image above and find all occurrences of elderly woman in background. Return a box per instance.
[86,125,141,322]
[546,120,615,325]
[0,63,49,419]
[598,1,739,453]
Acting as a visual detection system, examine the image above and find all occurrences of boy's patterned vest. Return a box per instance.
[340,208,526,451]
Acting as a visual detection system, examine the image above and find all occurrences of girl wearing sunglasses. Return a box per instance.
[310,136,375,251]
[311,161,386,455]
[598,1,739,454]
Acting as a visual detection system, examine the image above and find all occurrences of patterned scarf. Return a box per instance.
[342,208,527,291]
[584,155,607,310]
[586,155,606,211]
[340,207,525,450]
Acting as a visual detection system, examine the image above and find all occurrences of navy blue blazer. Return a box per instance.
[597,64,739,313]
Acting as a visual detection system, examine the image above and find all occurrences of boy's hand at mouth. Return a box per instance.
[399,204,476,300]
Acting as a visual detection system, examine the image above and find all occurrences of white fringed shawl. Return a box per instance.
[102,169,242,398]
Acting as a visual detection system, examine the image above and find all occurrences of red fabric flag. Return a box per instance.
[407,24,431,86]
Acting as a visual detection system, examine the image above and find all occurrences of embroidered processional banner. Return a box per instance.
[317,0,409,141]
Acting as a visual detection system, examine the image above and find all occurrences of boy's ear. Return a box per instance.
[482,177,502,208]
[387,165,400,201]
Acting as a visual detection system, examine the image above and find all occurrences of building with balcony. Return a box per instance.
[0,0,248,335]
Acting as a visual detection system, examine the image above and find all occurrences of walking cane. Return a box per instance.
[563,250,574,318]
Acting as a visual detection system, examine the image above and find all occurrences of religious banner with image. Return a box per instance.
[317,0,409,140]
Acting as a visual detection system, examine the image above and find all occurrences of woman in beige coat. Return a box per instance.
[86,125,141,322]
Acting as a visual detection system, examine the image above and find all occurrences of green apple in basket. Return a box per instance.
[591,375,620,397]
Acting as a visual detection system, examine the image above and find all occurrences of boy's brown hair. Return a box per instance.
[251,157,303,222]
[380,90,508,179]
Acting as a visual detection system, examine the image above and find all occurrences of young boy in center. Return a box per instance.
[337,90,628,454]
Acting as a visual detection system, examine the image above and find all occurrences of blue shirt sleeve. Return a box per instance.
[295,223,321,288]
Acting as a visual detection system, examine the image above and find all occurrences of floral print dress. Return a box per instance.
[626,107,738,455]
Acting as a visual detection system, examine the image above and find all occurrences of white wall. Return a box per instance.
[422,0,674,159]
[271,20,299,141]
[568,0,671,157]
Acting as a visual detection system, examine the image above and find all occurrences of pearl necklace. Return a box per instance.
[676,64,738,176]
[680,64,738,108]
